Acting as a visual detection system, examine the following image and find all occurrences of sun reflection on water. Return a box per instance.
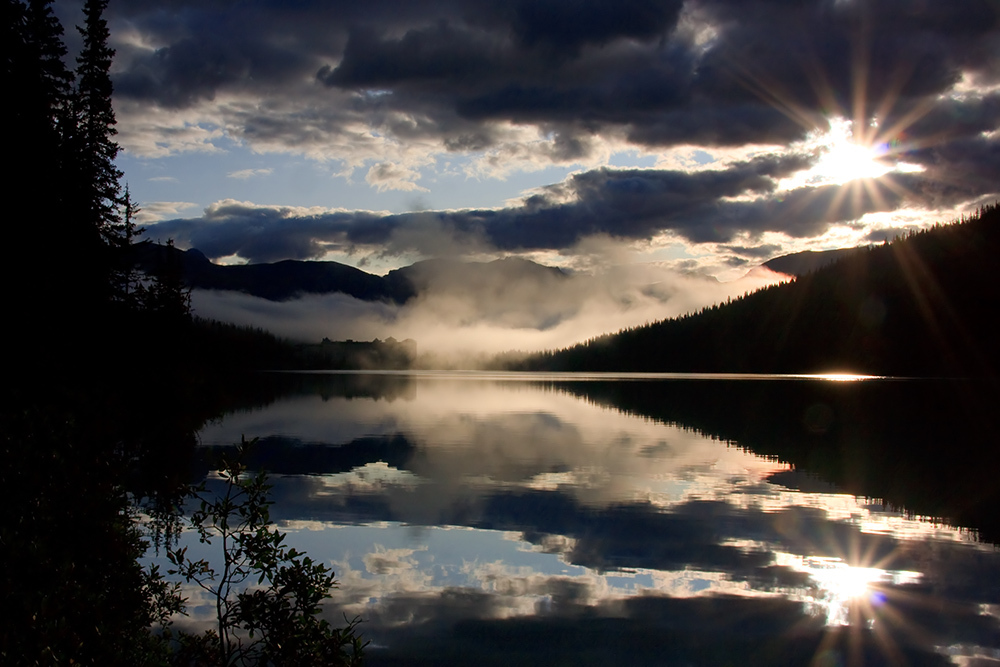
[792,372,882,381]
[776,553,922,627]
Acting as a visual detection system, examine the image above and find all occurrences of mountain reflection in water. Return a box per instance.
[184,372,1000,666]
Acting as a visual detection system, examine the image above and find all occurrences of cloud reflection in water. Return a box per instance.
[191,374,1000,665]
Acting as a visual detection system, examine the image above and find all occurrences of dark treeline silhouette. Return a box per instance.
[508,205,1000,376]
[146,318,417,371]
[2,2,364,663]
[546,377,1000,542]
[4,0,196,367]
[303,337,417,370]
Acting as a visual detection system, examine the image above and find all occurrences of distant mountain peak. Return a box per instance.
[134,245,571,304]
[763,247,867,277]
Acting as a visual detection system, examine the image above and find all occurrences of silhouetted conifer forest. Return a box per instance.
[2,2,364,663]
[4,0,196,367]
[508,205,1000,377]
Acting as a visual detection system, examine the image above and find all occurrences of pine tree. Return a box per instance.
[112,183,147,309]
[144,239,192,322]
[17,0,74,166]
[74,0,122,245]
[4,0,81,333]
[55,0,123,313]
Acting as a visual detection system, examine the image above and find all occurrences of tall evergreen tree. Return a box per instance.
[55,0,123,316]
[4,0,80,338]
[6,0,191,352]
[74,0,122,245]
[112,183,146,309]
[3,0,126,349]
[4,0,34,260]
[12,0,74,172]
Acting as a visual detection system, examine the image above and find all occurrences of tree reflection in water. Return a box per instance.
[175,372,1000,666]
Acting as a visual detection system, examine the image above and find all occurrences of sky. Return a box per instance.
[53,0,1000,352]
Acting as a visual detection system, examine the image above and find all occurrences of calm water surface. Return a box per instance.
[177,372,1000,666]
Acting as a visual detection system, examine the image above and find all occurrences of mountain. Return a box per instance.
[136,243,413,303]
[763,247,867,277]
[135,245,573,307]
[135,245,548,303]
[134,243,406,302]
[511,205,1000,377]
[386,256,568,295]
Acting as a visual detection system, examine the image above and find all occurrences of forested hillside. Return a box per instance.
[512,204,1000,376]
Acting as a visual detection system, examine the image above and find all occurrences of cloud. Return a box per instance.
[152,156,812,261]
[146,199,374,262]
[135,200,199,223]
[105,0,1000,161]
[83,0,1000,276]
[187,258,786,357]
[149,149,996,265]
[365,162,429,192]
[183,375,1000,662]
[227,168,273,179]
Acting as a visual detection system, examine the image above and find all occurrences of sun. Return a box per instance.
[812,119,894,184]
[784,117,893,188]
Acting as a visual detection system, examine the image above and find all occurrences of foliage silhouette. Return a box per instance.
[5,0,194,363]
[72,0,123,252]
[166,437,366,666]
[4,3,360,663]
[1,385,187,666]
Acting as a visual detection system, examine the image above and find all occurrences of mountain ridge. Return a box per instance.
[134,246,573,304]
[507,205,1000,377]
[762,247,868,277]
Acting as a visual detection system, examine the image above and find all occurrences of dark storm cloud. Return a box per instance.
[149,146,1000,262]
[315,0,997,148]
[107,0,1000,258]
[145,203,368,262]
[693,177,909,242]
[504,0,685,53]
[693,2,965,109]
[319,23,499,88]
[116,32,311,108]
[905,135,1000,203]
[721,244,784,260]
[624,103,808,148]
[150,155,819,260]
[106,0,1000,151]
[478,152,816,246]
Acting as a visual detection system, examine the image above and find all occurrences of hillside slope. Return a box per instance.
[515,204,1000,376]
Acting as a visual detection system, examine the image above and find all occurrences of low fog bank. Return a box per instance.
[191,263,787,366]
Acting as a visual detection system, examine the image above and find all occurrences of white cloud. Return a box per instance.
[135,200,199,223]
[365,162,429,192]
[116,99,226,158]
[227,168,273,180]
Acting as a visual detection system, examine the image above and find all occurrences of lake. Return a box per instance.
[174,371,1000,665]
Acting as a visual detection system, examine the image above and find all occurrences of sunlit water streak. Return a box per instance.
[285,369,887,381]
